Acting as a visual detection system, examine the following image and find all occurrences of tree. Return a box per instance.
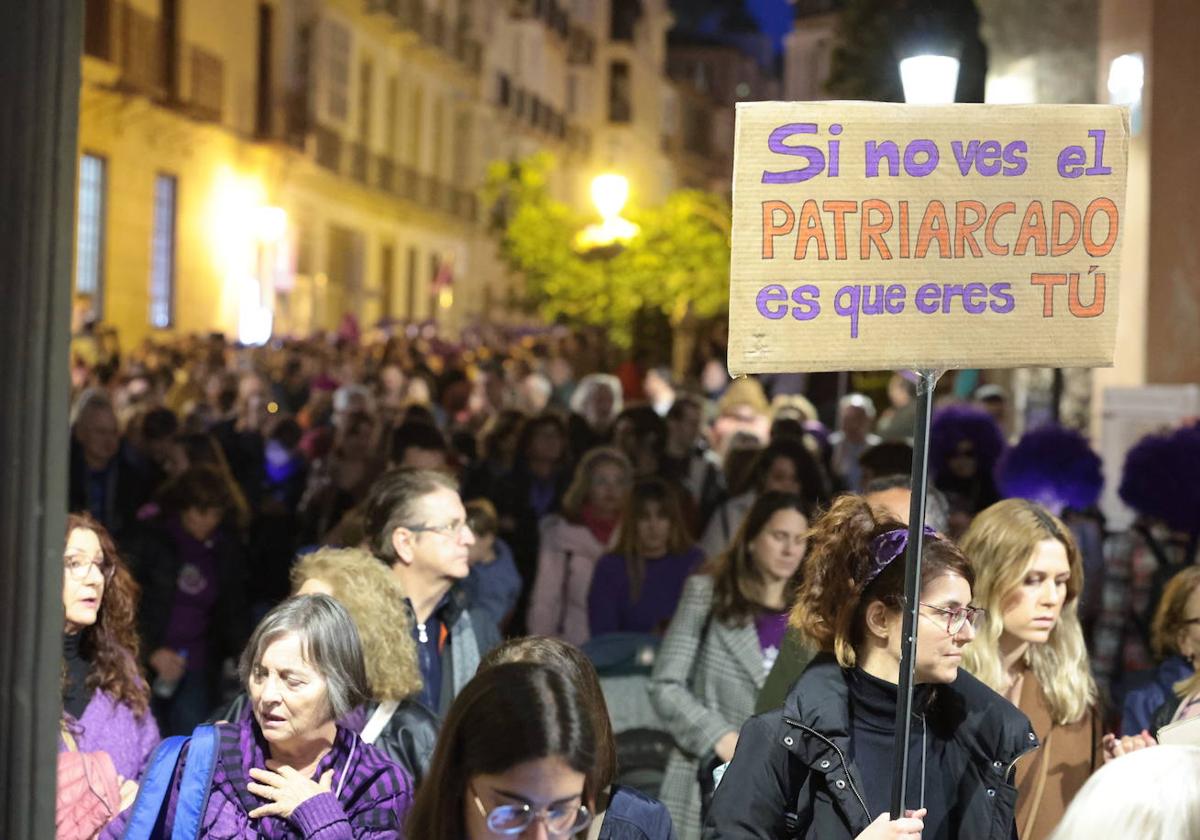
[482,153,731,361]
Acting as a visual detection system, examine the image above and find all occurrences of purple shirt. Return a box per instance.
[754,608,789,674]
[588,546,704,637]
[60,690,161,781]
[161,519,222,673]
[105,717,411,839]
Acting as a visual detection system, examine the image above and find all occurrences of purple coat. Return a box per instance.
[108,717,412,838]
[60,691,161,780]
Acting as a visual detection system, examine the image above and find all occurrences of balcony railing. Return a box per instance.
[186,46,223,121]
[349,142,369,183]
[119,5,166,97]
[315,126,342,172]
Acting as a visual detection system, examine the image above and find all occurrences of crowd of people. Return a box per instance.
[56,320,1200,839]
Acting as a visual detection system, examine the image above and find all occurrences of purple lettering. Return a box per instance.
[762,124,825,184]
[915,283,941,314]
[903,139,939,177]
[756,284,789,319]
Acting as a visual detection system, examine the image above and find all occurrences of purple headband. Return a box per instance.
[862,525,940,589]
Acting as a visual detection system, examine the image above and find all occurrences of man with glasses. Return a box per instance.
[364,467,500,714]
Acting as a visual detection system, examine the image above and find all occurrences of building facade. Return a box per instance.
[75,0,706,344]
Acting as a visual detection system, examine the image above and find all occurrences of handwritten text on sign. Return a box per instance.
[727,102,1129,375]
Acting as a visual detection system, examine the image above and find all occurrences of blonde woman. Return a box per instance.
[961,499,1101,840]
[526,447,632,645]
[290,547,436,784]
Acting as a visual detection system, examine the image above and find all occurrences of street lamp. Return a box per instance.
[575,172,639,254]
[899,54,960,104]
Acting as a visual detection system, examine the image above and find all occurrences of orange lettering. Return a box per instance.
[954,200,986,258]
[822,200,858,261]
[1083,198,1119,257]
[1014,201,1048,257]
[985,202,1016,256]
[795,200,828,261]
[860,199,893,260]
[762,200,795,260]
[915,201,951,259]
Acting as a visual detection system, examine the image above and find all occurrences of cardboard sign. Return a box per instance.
[728,102,1129,375]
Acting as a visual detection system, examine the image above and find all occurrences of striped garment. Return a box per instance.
[107,717,412,838]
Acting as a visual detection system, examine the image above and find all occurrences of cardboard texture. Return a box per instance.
[728,101,1129,375]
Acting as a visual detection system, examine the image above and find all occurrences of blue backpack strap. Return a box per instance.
[171,724,220,840]
[121,735,189,840]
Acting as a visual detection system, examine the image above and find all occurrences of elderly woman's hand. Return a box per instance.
[247,766,334,820]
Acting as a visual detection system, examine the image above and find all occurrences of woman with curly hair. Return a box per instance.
[292,547,438,785]
[59,513,160,830]
[960,500,1101,840]
[704,494,1035,840]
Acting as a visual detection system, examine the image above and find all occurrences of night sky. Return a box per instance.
[745,0,794,45]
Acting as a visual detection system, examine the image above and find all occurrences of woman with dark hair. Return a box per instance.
[407,661,596,838]
[704,495,1036,840]
[298,408,385,544]
[495,412,573,633]
[481,637,676,839]
[649,492,812,839]
[698,439,828,561]
[58,513,160,833]
[108,595,412,837]
[589,478,704,637]
[123,464,251,735]
[528,447,633,645]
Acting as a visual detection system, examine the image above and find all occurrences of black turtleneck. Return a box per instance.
[63,632,94,720]
[847,668,961,840]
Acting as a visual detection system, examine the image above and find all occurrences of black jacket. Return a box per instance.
[703,656,1037,840]
[369,698,440,787]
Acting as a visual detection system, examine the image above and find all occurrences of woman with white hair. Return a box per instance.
[113,595,412,837]
[1048,745,1200,840]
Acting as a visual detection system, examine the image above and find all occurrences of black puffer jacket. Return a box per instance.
[703,656,1037,839]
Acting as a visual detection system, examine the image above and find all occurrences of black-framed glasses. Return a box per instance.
[405,519,472,540]
[920,603,986,635]
[470,786,592,836]
[63,554,114,581]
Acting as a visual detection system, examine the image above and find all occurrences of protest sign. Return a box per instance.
[728,102,1129,375]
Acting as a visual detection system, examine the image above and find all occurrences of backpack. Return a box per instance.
[121,724,219,840]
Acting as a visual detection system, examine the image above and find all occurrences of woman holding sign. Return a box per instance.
[959,500,1102,840]
[703,495,1035,840]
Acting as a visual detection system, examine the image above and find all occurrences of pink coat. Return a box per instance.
[526,514,613,645]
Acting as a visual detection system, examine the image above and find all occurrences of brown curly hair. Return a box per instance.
[790,495,973,667]
[65,513,150,717]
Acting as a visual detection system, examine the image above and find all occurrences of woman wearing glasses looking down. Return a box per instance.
[407,661,597,838]
[703,494,1036,840]
[960,500,1103,840]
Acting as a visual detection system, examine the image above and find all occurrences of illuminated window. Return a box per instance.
[149,174,177,329]
[75,154,107,308]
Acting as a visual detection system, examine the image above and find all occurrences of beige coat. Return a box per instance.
[1014,671,1102,840]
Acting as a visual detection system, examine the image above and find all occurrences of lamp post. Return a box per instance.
[888,46,959,822]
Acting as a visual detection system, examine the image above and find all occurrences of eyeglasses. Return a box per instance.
[471,786,592,836]
[406,519,473,540]
[920,603,986,635]
[64,554,114,581]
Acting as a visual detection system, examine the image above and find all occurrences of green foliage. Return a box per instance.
[482,154,731,347]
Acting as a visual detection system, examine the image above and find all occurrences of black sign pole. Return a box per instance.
[889,368,942,819]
